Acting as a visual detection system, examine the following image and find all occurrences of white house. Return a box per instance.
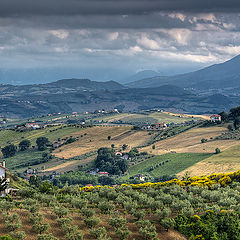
[25,123,40,129]
[210,115,221,122]
[0,160,8,197]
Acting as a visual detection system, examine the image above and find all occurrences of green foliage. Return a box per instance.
[109,217,127,229]
[32,223,50,234]
[95,147,129,175]
[139,224,158,240]
[36,137,49,151]
[98,201,115,214]
[116,227,131,240]
[160,218,175,231]
[1,144,17,158]
[53,206,69,218]
[201,138,208,143]
[0,236,13,240]
[81,208,95,218]
[84,217,100,228]
[38,181,54,194]
[37,233,58,240]
[9,231,25,240]
[89,227,108,239]
[215,148,221,154]
[19,140,31,151]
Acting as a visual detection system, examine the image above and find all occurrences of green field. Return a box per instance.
[128,153,213,177]
[0,126,80,147]
[5,150,45,169]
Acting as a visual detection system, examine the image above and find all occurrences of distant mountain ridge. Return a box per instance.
[126,54,240,90]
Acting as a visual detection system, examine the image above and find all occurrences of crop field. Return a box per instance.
[141,126,239,155]
[53,126,151,159]
[178,143,240,177]
[128,153,212,177]
[97,111,206,125]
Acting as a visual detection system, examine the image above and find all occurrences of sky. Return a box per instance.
[1,0,240,84]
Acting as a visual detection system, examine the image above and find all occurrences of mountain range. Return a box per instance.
[126,54,240,93]
[1,54,240,118]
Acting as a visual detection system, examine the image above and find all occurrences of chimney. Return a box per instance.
[3,160,5,168]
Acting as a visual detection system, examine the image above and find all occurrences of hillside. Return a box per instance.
[126,54,240,92]
[0,81,236,118]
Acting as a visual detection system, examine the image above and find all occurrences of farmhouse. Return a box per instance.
[134,174,146,181]
[97,172,109,176]
[25,123,40,129]
[0,160,8,197]
[210,115,221,122]
[142,122,168,130]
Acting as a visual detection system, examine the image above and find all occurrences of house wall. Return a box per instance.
[0,167,5,178]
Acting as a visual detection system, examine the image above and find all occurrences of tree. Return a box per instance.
[107,136,111,140]
[1,144,17,158]
[36,137,49,151]
[234,117,240,130]
[19,140,31,151]
[98,176,115,185]
[219,111,229,122]
[152,145,155,150]
[215,148,221,154]
[111,144,115,148]
[228,124,233,131]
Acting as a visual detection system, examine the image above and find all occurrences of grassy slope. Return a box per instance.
[178,143,240,177]
[128,153,213,177]
[97,112,205,124]
[0,126,80,148]
[140,126,239,155]
[53,126,152,159]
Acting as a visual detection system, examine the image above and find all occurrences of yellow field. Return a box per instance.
[165,111,210,120]
[53,126,151,159]
[178,143,240,177]
[141,126,239,155]
[42,155,96,173]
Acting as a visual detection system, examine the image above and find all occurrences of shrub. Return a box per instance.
[33,223,50,234]
[81,208,95,218]
[132,210,145,220]
[53,206,69,218]
[89,227,107,239]
[98,201,115,214]
[156,207,171,218]
[37,234,58,240]
[139,225,157,240]
[160,218,175,231]
[84,217,101,228]
[116,227,131,240]
[109,217,127,229]
[65,230,83,240]
[57,217,72,225]
[215,148,221,154]
[9,231,26,240]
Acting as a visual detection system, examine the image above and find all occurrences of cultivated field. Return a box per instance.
[53,126,151,159]
[141,126,239,155]
[178,144,240,177]
[128,153,212,177]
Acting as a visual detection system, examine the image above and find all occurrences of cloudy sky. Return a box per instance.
[1,0,240,84]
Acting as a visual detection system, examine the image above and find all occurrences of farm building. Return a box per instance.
[142,122,168,130]
[134,174,146,181]
[0,160,9,197]
[210,115,221,122]
[25,123,40,129]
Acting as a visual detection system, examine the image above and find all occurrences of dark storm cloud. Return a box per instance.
[0,0,240,17]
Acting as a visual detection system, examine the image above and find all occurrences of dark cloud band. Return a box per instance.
[0,0,239,17]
